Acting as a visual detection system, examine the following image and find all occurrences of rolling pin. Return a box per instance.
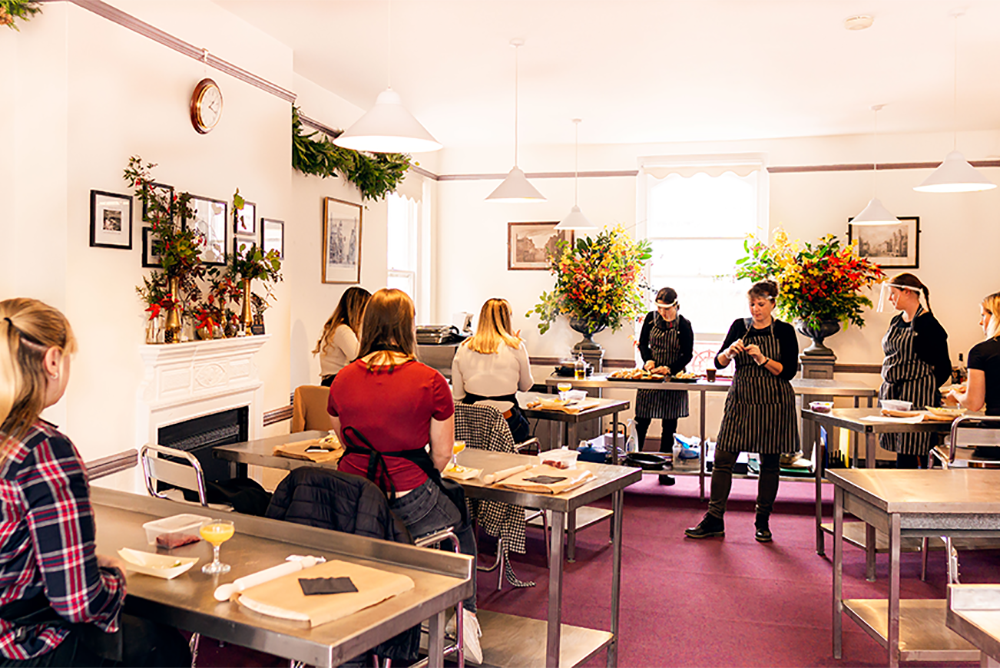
[213,556,322,601]
[483,464,531,485]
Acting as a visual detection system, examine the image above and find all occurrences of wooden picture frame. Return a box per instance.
[322,197,362,284]
[261,218,284,260]
[183,195,228,266]
[847,216,920,269]
[89,190,132,249]
[507,222,573,270]
[141,227,161,267]
[235,200,256,236]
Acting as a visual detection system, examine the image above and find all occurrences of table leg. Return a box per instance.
[888,513,901,668]
[427,609,446,668]
[567,509,577,563]
[547,511,566,668]
[865,433,877,582]
[610,411,620,543]
[833,485,844,659]
[607,489,624,668]
[816,426,825,556]
[567,423,578,450]
[699,390,707,501]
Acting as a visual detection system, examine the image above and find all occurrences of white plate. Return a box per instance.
[118,548,199,579]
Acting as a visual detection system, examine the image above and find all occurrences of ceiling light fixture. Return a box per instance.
[914,11,995,193]
[851,104,900,225]
[334,0,441,154]
[844,15,874,31]
[556,119,598,231]
[486,39,546,202]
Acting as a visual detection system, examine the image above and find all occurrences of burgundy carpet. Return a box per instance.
[197,475,997,667]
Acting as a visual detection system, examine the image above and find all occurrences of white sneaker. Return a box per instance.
[462,610,483,665]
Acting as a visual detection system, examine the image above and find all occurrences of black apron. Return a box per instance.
[716,319,799,455]
[879,307,937,455]
[635,316,689,420]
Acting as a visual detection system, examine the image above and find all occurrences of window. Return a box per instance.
[386,193,419,301]
[640,157,768,345]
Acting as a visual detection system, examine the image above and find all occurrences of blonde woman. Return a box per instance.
[452,298,535,443]
[949,291,1000,415]
[0,299,189,666]
[313,286,371,386]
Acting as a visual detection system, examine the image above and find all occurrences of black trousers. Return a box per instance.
[634,417,678,453]
[707,450,780,519]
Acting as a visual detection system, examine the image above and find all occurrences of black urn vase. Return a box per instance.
[569,317,606,352]
[795,319,842,357]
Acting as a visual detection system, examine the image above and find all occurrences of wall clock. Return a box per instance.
[190,78,223,134]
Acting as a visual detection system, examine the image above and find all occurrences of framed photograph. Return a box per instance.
[143,182,173,222]
[507,222,574,270]
[322,197,362,284]
[141,227,161,268]
[90,190,133,249]
[847,216,920,269]
[261,218,284,260]
[183,195,228,266]
[235,201,256,236]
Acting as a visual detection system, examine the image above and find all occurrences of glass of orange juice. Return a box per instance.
[200,519,235,574]
[557,381,573,401]
[451,440,466,468]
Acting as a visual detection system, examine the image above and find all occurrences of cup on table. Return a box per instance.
[557,381,573,401]
[706,368,717,382]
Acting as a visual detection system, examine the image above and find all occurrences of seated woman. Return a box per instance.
[949,291,1000,415]
[451,298,534,443]
[0,298,189,667]
[313,286,371,387]
[327,289,483,664]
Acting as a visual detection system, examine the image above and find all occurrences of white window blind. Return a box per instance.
[387,192,419,305]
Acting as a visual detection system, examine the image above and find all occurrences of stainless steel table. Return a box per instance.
[519,392,630,458]
[947,584,1000,667]
[551,375,877,498]
[804,408,959,566]
[92,487,473,668]
[829,469,1000,667]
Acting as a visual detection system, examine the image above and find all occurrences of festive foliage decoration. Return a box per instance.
[1,0,41,30]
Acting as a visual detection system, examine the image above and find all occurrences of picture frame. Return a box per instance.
[183,195,228,266]
[141,227,161,268]
[322,197,362,284]
[89,190,133,249]
[847,216,920,269]
[261,218,284,260]
[235,200,256,236]
[143,182,173,222]
[507,222,574,270]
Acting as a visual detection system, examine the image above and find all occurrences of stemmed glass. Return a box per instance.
[200,519,235,575]
[451,440,466,468]
[557,382,573,401]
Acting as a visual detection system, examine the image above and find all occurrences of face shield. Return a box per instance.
[877,282,922,312]
[655,299,678,310]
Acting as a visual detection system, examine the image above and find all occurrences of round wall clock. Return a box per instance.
[190,78,223,134]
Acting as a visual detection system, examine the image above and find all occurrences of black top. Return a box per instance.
[969,337,1000,416]
[716,317,798,381]
[893,310,951,388]
[638,312,694,374]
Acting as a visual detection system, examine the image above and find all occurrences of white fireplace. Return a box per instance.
[134,336,270,489]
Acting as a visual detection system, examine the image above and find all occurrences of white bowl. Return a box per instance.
[880,399,913,411]
[809,401,833,414]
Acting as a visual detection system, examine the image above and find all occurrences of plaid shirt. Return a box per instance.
[0,420,125,660]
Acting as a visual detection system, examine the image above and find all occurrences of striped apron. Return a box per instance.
[635,317,689,420]
[879,307,938,455]
[716,320,799,455]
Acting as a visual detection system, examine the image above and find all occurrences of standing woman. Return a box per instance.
[0,299,189,667]
[877,273,951,467]
[452,298,534,444]
[685,281,798,543]
[313,286,371,387]
[634,287,693,485]
[948,291,1000,415]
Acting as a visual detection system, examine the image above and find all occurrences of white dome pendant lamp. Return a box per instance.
[487,39,546,202]
[556,119,598,231]
[851,105,900,225]
[914,11,995,193]
[334,0,441,154]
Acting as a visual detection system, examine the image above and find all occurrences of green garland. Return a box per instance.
[1,0,41,30]
[292,106,411,201]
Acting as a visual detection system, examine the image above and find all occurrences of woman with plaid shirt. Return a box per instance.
[0,299,188,667]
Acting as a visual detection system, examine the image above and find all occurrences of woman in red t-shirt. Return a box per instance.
[328,289,482,663]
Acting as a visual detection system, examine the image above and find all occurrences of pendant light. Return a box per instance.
[334,0,441,154]
[914,11,995,193]
[851,105,900,225]
[556,119,598,231]
[486,39,546,202]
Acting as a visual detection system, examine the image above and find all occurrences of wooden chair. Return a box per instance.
[292,385,334,433]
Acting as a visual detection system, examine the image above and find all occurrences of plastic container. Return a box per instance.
[809,401,834,414]
[143,514,211,548]
[880,399,913,411]
[539,447,579,469]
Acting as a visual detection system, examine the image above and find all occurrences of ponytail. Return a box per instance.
[889,272,930,312]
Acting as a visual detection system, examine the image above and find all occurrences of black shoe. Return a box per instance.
[685,514,725,539]
[658,474,675,486]
[755,515,772,543]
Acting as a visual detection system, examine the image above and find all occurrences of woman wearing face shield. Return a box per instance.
[634,287,694,485]
[877,273,952,467]
[948,291,1000,416]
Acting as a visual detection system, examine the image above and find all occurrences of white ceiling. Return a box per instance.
[215,0,1000,149]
